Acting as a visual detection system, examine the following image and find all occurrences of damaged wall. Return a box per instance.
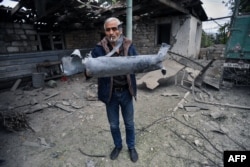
[132,22,158,54]
[188,16,202,58]
[64,29,100,50]
[171,15,202,58]
[0,23,38,54]
[132,15,202,57]
[64,16,202,57]
[64,15,202,57]
[0,15,202,58]
[0,15,203,86]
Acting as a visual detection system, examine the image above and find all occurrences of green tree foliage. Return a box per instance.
[224,0,250,14]
[202,0,233,46]
[201,30,215,48]
[216,22,230,44]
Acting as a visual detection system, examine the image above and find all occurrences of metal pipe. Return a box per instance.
[84,43,170,77]
[126,0,133,40]
[61,43,170,77]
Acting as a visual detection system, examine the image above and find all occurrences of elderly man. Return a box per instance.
[91,17,138,162]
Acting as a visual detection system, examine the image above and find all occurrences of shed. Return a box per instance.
[0,0,207,89]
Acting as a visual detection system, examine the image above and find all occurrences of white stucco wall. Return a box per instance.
[163,15,202,59]
[188,16,202,58]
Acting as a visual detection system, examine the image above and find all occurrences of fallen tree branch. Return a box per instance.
[225,134,247,151]
[190,84,249,150]
[189,79,250,110]
[167,126,221,167]
[44,92,60,100]
[55,103,75,113]
[171,116,223,154]
[166,153,206,166]
[78,148,106,158]
[136,116,172,135]
[13,103,31,109]
[194,97,250,110]
[0,110,33,132]
[173,91,190,112]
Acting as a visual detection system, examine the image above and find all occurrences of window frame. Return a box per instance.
[37,33,65,51]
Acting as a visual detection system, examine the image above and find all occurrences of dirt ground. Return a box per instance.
[0,73,250,167]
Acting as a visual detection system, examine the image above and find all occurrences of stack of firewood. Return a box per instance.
[0,110,30,132]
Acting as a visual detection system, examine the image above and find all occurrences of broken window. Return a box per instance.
[38,33,65,51]
[157,23,171,45]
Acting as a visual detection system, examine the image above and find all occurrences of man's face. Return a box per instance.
[104,20,122,43]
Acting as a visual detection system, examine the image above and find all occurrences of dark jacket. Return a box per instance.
[91,36,137,104]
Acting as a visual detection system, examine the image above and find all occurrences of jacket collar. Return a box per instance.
[98,36,132,56]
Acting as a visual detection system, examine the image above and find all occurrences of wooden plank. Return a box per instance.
[0,63,37,73]
[0,49,90,61]
[0,69,34,81]
[0,50,61,60]
[10,79,22,91]
[157,0,189,14]
[0,52,57,61]
[0,49,91,83]
[0,56,58,66]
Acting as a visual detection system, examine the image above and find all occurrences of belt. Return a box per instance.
[113,87,127,92]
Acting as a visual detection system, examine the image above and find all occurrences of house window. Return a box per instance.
[157,24,171,45]
[38,33,65,51]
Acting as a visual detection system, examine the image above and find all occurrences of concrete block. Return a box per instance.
[7,46,19,52]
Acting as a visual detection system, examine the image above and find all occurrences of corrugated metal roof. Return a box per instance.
[0,0,208,31]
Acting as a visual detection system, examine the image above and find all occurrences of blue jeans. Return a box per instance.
[106,89,135,149]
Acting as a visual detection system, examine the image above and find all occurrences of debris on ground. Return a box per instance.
[0,55,250,166]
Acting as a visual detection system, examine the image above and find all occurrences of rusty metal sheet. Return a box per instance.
[202,60,224,90]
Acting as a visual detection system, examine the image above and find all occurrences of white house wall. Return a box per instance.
[132,15,202,58]
[170,15,202,59]
[189,16,202,58]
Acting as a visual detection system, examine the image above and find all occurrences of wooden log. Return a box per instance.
[10,79,22,91]
[24,104,49,114]
[44,92,60,100]
[55,103,75,113]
